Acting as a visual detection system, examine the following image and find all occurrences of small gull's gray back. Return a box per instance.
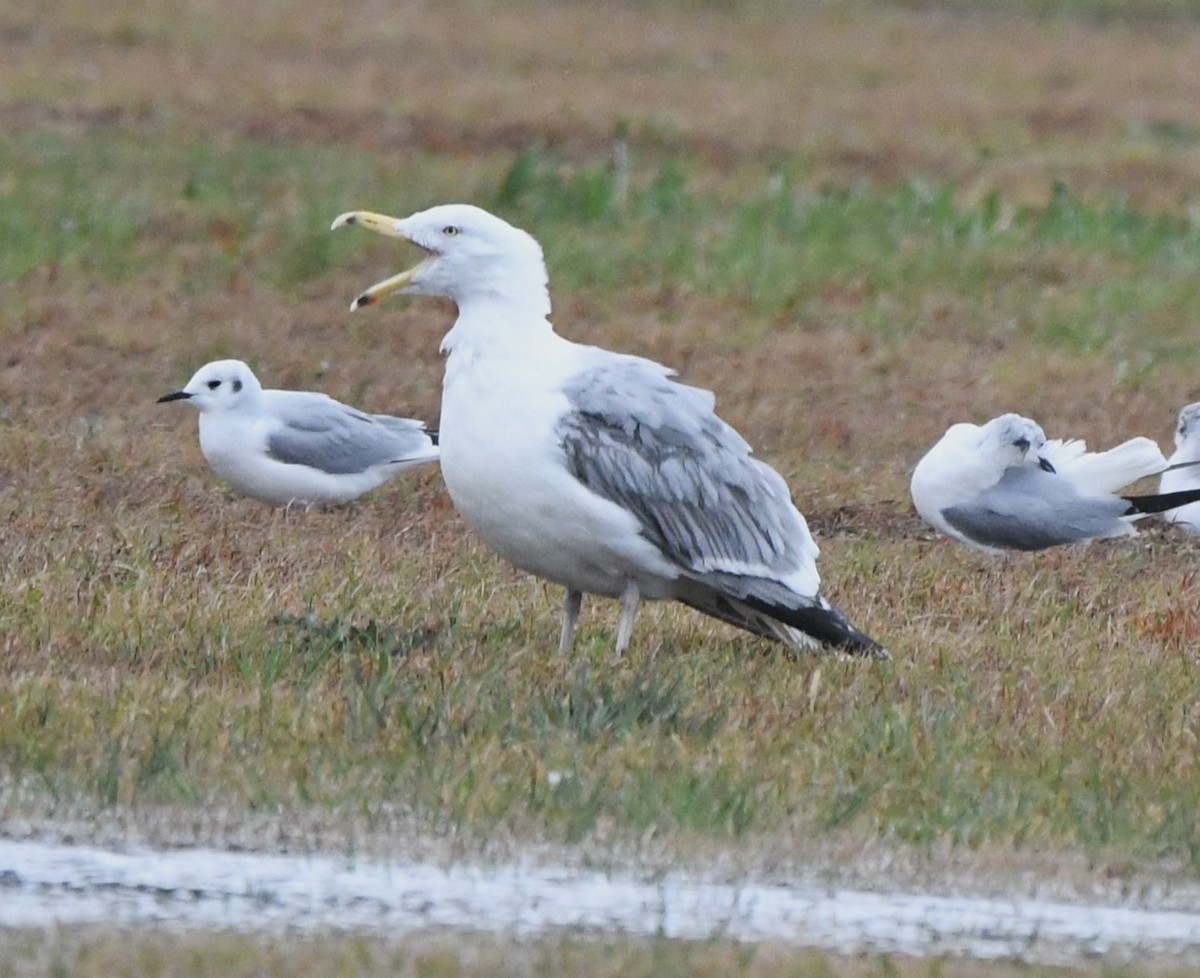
[265,392,436,476]
[942,464,1132,551]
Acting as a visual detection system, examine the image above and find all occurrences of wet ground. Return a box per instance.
[2,837,1199,969]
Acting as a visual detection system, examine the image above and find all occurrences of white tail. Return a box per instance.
[1051,436,1167,496]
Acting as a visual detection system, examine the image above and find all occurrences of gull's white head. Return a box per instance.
[912,414,1043,501]
[977,413,1047,468]
[1175,402,1200,449]
[157,359,264,413]
[911,412,1050,539]
[331,203,550,317]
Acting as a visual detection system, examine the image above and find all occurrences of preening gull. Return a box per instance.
[332,204,886,658]
[910,412,1200,553]
[158,359,438,507]
[1160,402,1200,533]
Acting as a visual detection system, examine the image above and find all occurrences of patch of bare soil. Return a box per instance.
[804,499,928,541]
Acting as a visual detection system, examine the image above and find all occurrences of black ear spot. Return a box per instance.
[1013,437,1030,452]
[232,379,243,393]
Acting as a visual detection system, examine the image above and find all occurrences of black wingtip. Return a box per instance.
[1123,486,1200,516]
[833,625,890,661]
[746,594,890,660]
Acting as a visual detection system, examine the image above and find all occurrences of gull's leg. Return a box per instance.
[614,579,641,657]
[559,588,583,654]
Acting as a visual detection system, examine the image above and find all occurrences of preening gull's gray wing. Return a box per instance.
[265,392,435,476]
[557,356,816,588]
[942,464,1131,551]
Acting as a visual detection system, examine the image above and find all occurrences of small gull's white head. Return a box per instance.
[911,412,1050,541]
[331,203,550,317]
[157,359,264,414]
[976,413,1048,470]
[1174,402,1200,450]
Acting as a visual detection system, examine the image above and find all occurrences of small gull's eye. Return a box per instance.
[442,225,460,236]
[1013,437,1030,452]
[207,379,221,390]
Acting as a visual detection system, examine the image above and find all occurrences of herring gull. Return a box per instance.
[910,412,1200,552]
[332,203,886,658]
[158,358,438,507]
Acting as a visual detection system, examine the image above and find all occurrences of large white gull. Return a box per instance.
[1160,401,1200,533]
[332,204,886,658]
[159,358,438,507]
[910,412,1200,553]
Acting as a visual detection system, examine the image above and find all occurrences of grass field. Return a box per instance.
[4,0,1200,970]
[14,927,1182,978]
[0,927,1134,978]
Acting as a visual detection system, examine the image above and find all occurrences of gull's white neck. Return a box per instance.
[1173,435,1200,464]
[440,292,556,358]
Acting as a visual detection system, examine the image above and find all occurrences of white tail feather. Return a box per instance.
[1053,436,1167,496]
[1040,438,1088,469]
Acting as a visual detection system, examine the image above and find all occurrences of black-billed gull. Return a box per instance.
[911,412,1200,553]
[333,204,886,658]
[158,358,438,507]
[1160,402,1200,534]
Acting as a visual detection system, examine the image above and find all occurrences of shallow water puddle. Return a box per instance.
[2,838,1199,967]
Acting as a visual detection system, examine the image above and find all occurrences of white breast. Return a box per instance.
[196,414,388,507]
[437,342,676,598]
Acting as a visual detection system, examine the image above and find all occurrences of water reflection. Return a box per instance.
[1,838,1198,968]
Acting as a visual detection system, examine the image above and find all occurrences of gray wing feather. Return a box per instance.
[943,465,1130,551]
[265,393,434,475]
[557,357,808,577]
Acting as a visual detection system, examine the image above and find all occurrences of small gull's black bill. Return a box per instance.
[157,390,192,404]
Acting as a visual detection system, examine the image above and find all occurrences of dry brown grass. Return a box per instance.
[8,0,1200,205]
[2,926,1150,978]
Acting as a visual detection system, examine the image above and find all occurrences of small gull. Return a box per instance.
[158,358,438,507]
[332,204,886,658]
[1160,401,1200,534]
[910,412,1200,553]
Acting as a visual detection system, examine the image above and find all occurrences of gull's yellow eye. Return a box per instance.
[442,225,460,236]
